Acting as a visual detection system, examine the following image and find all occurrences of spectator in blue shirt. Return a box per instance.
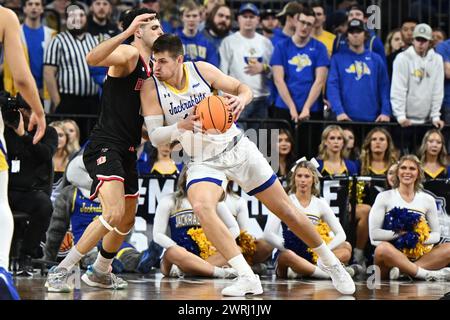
[271,1,303,47]
[176,0,219,67]
[332,4,387,66]
[327,19,391,122]
[202,4,232,53]
[435,39,450,150]
[271,6,329,123]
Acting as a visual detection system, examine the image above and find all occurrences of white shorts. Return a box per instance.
[186,136,277,195]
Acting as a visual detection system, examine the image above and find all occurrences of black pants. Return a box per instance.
[56,94,100,144]
[392,125,430,155]
[9,190,53,258]
[272,107,324,159]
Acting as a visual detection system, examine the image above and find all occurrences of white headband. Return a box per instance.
[290,157,323,177]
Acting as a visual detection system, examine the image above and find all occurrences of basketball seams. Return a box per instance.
[207,96,219,132]
[218,96,227,132]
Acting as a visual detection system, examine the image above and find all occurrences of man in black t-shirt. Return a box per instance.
[45,8,163,293]
[87,0,120,41]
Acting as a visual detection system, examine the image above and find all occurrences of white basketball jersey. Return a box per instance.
[153,62,240,161]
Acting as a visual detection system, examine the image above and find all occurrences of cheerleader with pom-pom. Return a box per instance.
[264,159,353,279]
[153,168,240,279]
[369,155,450,281]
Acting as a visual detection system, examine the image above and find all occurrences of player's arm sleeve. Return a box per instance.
[263,213,285,250]
[153,196,178,249]
[320,199,346,251]
[144,115,183,147]
[217,202,240,239]
[368,193,398,246]
[141,78,183,147]
[424,195,441,245]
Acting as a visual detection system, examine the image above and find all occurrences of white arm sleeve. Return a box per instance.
[369,193,398,246]
[217,202,240,239]
[319,199,346,251]
[235,197,252,232]
[263,213,285,250]
[424,195,441,245]
[145,115,182,147]
[152,195,178,249]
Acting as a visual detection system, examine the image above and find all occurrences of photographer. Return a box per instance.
[4,106,57,276]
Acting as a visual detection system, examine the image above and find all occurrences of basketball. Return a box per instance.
[194,95,234,133]
[59,231,74,255]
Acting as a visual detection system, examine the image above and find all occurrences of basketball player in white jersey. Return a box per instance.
[0,5,46,300]
[141,34,355,296]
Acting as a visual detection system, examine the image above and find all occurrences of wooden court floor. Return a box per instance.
[15,272,450,300]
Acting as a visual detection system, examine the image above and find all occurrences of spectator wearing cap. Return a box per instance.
[140,0,173,33]
[271,6,329,123]
[386,17,418,80]
[391,23,445,133]
[175,0,219,66]
[435,38,450,151]
[260,9,280,40]
[87,0,120,42]
[327,19,391,122]
[271,1,303,46]
[202,3,232,52]
[311,1,335,57]
[332,4,387,65]
[219,3,273,128]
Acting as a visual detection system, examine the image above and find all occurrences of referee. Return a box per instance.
[44,2,101,142]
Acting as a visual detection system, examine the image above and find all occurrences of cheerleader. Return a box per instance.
[369,155,450,281]
[153,168,239,278]
[316,125,358,176]
[264,159,353,279]
[417,129,450,180]
[354,128,398,267]
[218,182,274,271]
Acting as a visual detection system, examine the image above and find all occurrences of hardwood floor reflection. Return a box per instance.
[15,272,450,300]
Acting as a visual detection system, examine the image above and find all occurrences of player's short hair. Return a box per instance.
[122,8,159,43]
[153,34,184,58]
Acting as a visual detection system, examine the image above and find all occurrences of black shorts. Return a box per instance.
[83,140,138,200]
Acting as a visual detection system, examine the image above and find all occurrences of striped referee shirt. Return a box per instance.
[44,31,100,96]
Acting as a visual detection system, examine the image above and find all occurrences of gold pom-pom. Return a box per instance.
[356,181,366,204]
[187,227,217,260]
[308,220,333,264]
[237,230,256,264]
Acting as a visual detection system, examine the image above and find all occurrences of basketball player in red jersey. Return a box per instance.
[45,8,163,292]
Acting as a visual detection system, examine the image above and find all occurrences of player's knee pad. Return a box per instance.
[113,226,132,236]
[99,215,116,232]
